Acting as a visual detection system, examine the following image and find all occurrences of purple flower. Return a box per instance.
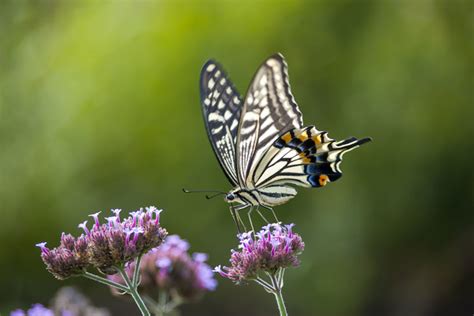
[78,221,89,234]
[60,233,76,251]
[108,234,217,301]
[50,286,110,316]
[10,304,54,316]
[10,287,110,316]
[35,242,49,255]
[36,240,88,280]
[37,207,168,279]
[26,305,54,316]
[89,212,102,229]
[215,223,305,284]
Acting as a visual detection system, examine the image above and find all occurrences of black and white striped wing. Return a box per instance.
[236,53,303,186]
[200,60,243,185]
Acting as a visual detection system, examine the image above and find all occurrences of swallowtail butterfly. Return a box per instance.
[199,53,371,232]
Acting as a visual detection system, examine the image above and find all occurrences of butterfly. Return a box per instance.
[199,53,371,232]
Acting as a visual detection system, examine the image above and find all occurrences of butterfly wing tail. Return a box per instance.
[275,126,371,187]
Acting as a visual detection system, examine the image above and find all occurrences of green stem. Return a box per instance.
[144,293,182,316]
[117,266,151,316]
[269,272,288,316]
[273,287,288,316]
[143,295,164,316]
[144,295,164,316]
[82,271,129,292]
[254,277,274,293]
[157,291,168,316]
[164,298,182,314]
[133,254,142,286]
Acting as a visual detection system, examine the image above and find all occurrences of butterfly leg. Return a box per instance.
[260,204,279,223]
[232,204,249,233]
[247,206,256,234]
[229,204,243,234]
[255,206,270,224]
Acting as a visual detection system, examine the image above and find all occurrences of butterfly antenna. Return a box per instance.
[183,188,227,200]
[205,192,226,200]
[182,188,226,194]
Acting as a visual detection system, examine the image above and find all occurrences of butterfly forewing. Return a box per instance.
[236,53,304,186]
[200,60,243,185]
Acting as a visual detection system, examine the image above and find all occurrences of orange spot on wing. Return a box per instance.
[299,152,311,164]
[282,132,292,143]
[298,131,308,141]
[313,134,322,145]
[319,174,329,186]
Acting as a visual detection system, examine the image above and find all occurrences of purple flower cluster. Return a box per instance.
[10,287,109,316]
[37,207,168,279]
[215,223,305,283]
[108,235,217,301]
[10,304,57,316]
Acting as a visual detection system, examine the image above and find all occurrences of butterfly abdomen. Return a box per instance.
[257,186,298,206]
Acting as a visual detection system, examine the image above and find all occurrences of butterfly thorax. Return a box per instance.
[225,188,258,206]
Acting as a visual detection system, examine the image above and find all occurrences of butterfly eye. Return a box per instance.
[226,194,235,201]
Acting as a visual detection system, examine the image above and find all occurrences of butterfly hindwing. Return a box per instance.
[254,126,371,188]
[236,53,304,186]
[200,60,243,185]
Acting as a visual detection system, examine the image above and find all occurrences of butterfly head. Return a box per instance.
[224,189,244,204]
[225,193,235,201]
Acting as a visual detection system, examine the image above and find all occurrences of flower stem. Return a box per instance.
[269,272,288,316]
[157,291,168,316]
[144,293,182,316]
[144,295,164,316]
[255,277,274,293]
[133,254,142,287]
[117,266,151,316]
[83,271,129,292]
[273,288,288,316]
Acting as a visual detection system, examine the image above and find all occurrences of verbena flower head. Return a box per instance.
[10,304,55,316]
[37,207,167,279]
[108,234,217,301]
[214,223,304,284]
[10,287,109,316]
[51,286,110,316]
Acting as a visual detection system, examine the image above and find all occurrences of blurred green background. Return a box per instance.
[1,0,473,315]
